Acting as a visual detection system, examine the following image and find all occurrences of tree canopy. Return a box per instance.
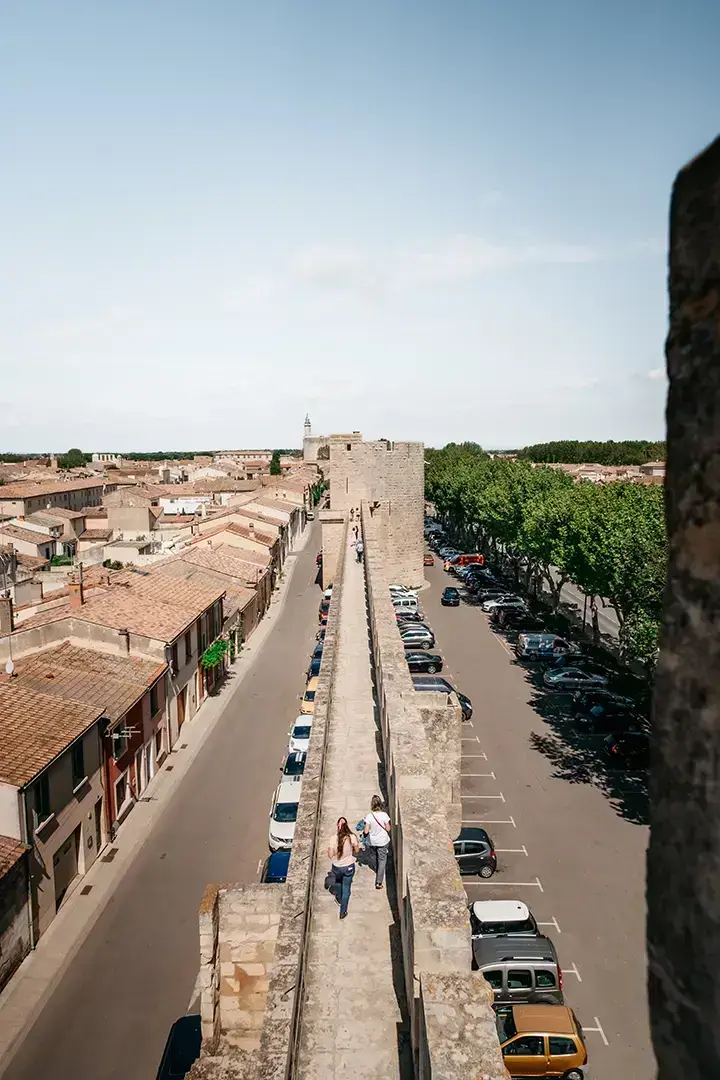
[269,450,282,475]
[57,447,91,469]
[425,444,667,664]
[516,440,665,465]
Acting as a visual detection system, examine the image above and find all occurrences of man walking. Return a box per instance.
[363,795,391,889]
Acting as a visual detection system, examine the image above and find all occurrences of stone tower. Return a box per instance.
[304,414,312,439]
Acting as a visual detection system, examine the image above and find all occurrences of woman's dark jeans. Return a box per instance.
[332,864,355,916]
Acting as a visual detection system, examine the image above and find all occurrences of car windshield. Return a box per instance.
[496,1011,517,1043]
[292,726,312,739]
[304,691,316,701]
[284,755,305,775]
[479,917,536,935]
[274,803,299,823]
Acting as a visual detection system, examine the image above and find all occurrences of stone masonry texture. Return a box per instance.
[648,133,720,1080]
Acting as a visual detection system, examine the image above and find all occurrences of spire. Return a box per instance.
[304,414,312,436]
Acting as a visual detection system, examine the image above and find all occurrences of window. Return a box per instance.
[185,630,192,662]
[549,1037,577,1056]
[33,774,51,829]
[171,642,179,673]
[111,727,128,761]
[71,740,85,787]
[346,443,351,451]
[114,771,130,816]
[535,970,557,988]
[155,726,164,760]
[150,683,159,716]
[504,1036,544,1057]
[506,969,533,990]
[482,970,502,990]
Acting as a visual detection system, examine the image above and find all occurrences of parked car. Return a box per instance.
[261,850,290,883]
[268,778,302,851]
[393,595,421,615]
[473,586,509,601]
[400,627,436,649]
[405,651,443,674]
[412,677,472,721]
[316,628,326,642]
[482,596,527,613]
[473,935,563,1006]
[605,730,651,768]
[288,717,313,754]
[572,689,637,720]
[312,641,324,658]
[282,750,306,778]
[452,827,496,878]
[549,653,608,673]
[469,900,538,938]
[389,584,418,597]
[424,553,435,566]
[395,610,425,623]
[307,656,322,678]
[441,587,461,607]
[496,1005,588,1079]
[498,613,547,635]
[543,668,609,690]
[155,1015,201,1080]
[301,676,318,714]
[515,634,574,660]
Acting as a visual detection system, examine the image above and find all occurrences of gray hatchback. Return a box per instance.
[472,935,564,1006]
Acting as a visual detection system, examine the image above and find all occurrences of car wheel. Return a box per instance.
[427,664,437,674]
[561,1070,583,1080]
[479,864,494,879]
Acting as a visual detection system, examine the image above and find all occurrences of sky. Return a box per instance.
[1,1,718,453]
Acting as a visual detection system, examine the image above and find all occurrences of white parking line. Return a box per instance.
[463,793,506,801]
[462,817,516,827]
[538,917,562,934]
[462,736,481,743]
[496,845,528,856]
[463,752,488,760]
[256,857,263,876]
[461,772,496,779]
[490,634,515,658]
[562,963,582,982]
[465,877,544,891]
[583,1017,609,1046]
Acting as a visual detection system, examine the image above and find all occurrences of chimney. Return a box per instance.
[248,521,254,532]
[0,595,14,634]
[68,565,84,608]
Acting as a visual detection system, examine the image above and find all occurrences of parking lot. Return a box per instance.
[422,556,654,1080]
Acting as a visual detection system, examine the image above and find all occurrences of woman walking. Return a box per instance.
[328,817,360,919]
[363,795,391,889]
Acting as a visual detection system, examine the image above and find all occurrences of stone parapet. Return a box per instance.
[362,502,508,1078]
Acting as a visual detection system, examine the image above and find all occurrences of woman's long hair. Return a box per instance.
[335,816,354,860]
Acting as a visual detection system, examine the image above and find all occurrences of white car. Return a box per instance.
[288,716,313,754]
[323,587,333,600]
[268,777,303,851]
[469,899,538,938]
[389,585,418,599]
[481,595,527,613]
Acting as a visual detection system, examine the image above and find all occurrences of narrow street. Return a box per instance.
[1,527,321,1080]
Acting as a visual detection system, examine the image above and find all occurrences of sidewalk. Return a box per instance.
[295,536,406,1079]
[0,523,315,1077]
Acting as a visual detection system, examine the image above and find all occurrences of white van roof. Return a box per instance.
[471,900,530,922]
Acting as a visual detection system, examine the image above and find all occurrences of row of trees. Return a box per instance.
[425,444,667,663]
[515,440,666,465]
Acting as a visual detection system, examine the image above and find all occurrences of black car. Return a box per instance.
[605,731,650,767]
[283,751,307,777]
[155,1015,201,1079]
[261,850,291,883]
[441,587,460,607]
[412,677,473,721]
[453,827,497,878]
[307,656,322,678]
[573,689,638,722]
[550,653,609,673]
[496,611,547,634]
[406,650,443,674]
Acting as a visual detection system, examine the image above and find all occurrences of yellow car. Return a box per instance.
[496,1005,588,1079]
[301,676,318,715]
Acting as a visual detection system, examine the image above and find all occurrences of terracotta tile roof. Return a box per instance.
[0,836,28,879]
[0,524,53,547]
[80,506,108,518]
[157,514,195,524]
[225,522,275,546]
[13,642,166,723]
[150,558,255,620]
[0,681,103,787]
[171,545,270,587]
[36,506,86,520]
[78,529,113,541]
[0,479,108,499]
[230,509,281,532]
[16,553,50,569]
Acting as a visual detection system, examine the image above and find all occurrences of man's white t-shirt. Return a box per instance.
[365,810,391,847]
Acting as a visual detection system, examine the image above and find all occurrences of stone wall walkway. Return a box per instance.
[295,536,406,1079]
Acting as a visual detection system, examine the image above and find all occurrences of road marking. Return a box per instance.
[583,1018,609,1046]
[187,969,202,1010]
[465,877,543,891]
[461,816,516,827]
[257,858,263,876]
[489,633,515,658]
[563,962,582,982]
[461,736,481,743]
[538,917,562,934]
[463,752,488,760]
[496,845,528,856]
[463,793,506,801]
[463,721,475,729]
[461,772,495,779]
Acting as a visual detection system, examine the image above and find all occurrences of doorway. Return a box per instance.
[53,825,80,911]
[177,686,187,731]
[94,798,103,853]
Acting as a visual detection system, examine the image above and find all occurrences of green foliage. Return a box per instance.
[57,447,91,469]
[517,440,665,466]
[50,554,73,566]
[425,445,668,664]
[269,451,282,475]
[201,639,229,669]
[0,454,27,463]
[102,559,124,570]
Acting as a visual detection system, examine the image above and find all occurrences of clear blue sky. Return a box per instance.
[2,0,717,452]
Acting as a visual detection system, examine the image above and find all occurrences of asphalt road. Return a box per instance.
[3,527,322,1080]
[423,557,653,1080]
